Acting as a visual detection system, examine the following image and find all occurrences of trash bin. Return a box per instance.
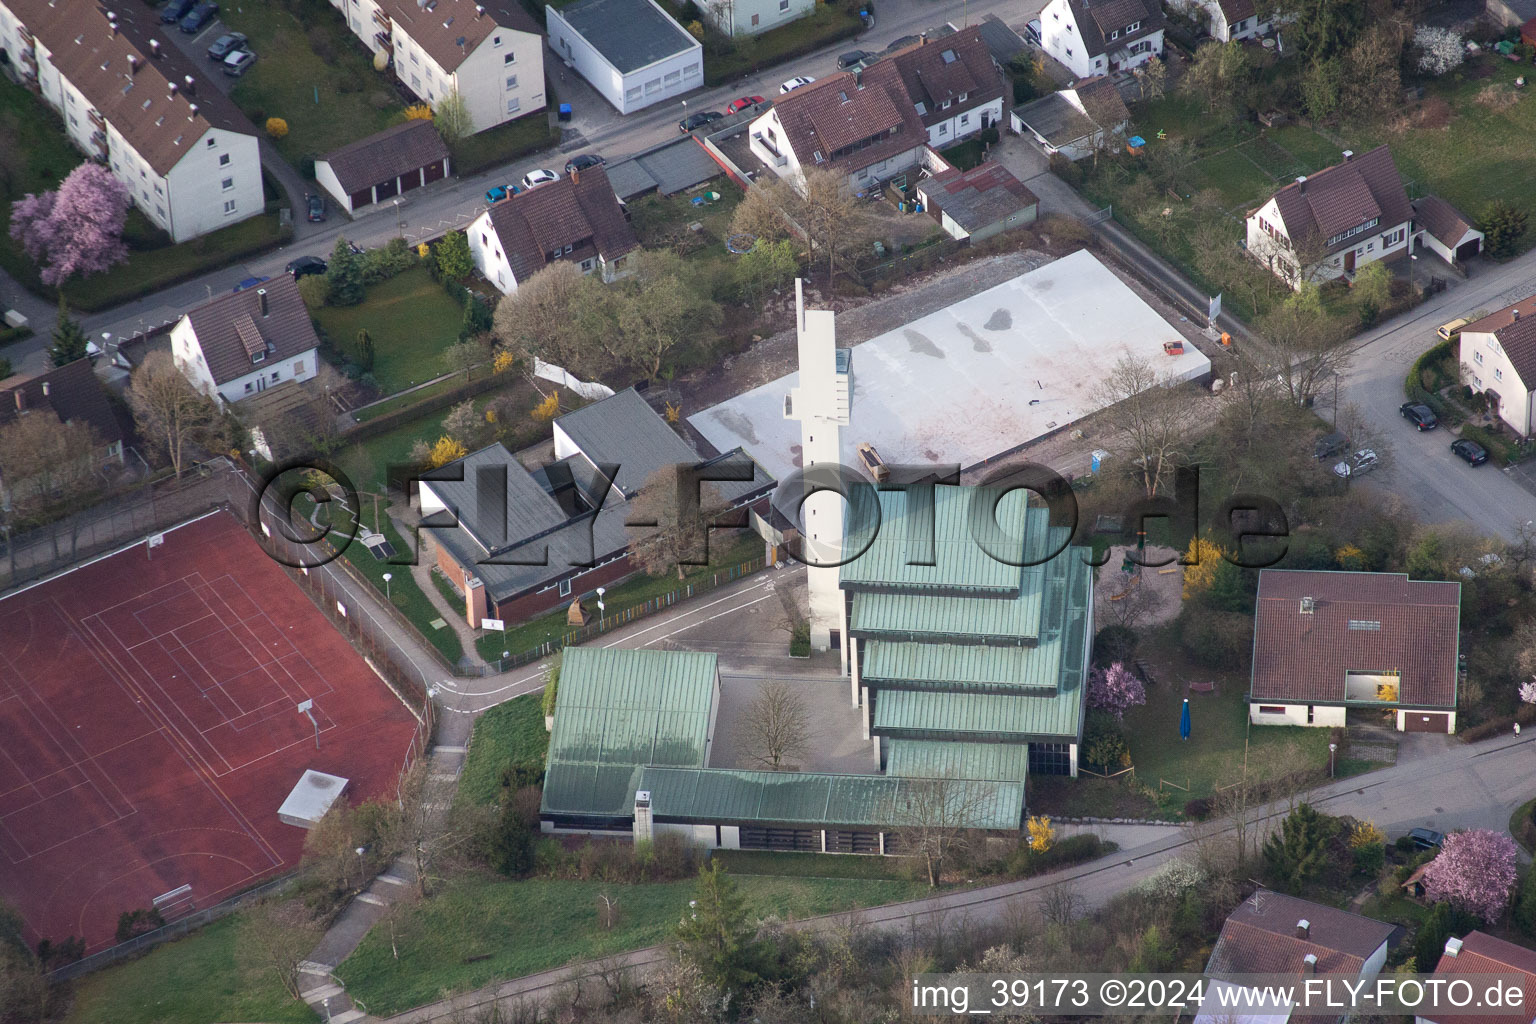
[558,103,572,122]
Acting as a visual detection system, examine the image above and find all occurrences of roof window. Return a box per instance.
[941,48,956,62]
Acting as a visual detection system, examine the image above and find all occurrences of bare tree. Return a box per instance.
[1091,353,1198,498]
[128,350,218,479]
[742,680,811,770]
[492,261,614,378]
[625,464,727,580]
[732,168,862,284]
[0,410,100,513]
[235,900,323,1001]
[1253,299,1355,408]
[611,250,722,381]
[893,774,991,887]
[395,760,482,899]
[1037,879,1085,926]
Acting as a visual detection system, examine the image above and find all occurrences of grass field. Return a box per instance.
[224,2,399,164]
[61,914,317,1024]
[336,872,929,1015]
[314,267,465,394]
[713,849,915,880]
[450,113,561,177]
[456,695,549,807]
[335,500,465,665]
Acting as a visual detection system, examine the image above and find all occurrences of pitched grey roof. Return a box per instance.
[1209,892,1395,976]
[554,388,699,495]
[182,276,319,386]
[380,0,540,72]
[0,358,126,447]
[420,443,568,554]
[553,0,698,74]
[1013,92,1099,147]
[319,120,450,195]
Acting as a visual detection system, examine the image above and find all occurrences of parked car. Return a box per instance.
[726,95,765,114]
[779,76,815,94]
[232,275,270,293]
[678,110,724,132]
[180,1,219,33]
[1451,438,1489,465]
[886,34,920,52]
[1332,449,1379,478]
[564,153,605,174]
[223,49,256,76]
[837,49,876,70]
[1400,402,1439,430]
[286,255,327,278]
[305,193,326,222]
[1313,431,1349,460]
[520,168,560,189]
[484,184,520,204]
[1407,827,1445,850]
[1436,316,1471,342]
[206,31,247,60]
[1025,18,1042,43]
[161,0,196,23]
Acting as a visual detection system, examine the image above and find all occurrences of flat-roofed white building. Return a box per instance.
[545,0,703,114]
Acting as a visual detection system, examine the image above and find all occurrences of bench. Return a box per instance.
[1134,660,1157,685]
[1188,681,1216,694]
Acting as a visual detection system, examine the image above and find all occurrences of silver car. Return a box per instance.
[1332,449,1379,478]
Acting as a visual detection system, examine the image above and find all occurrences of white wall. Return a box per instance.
[1250,703,1347,728]
[700,0,815,36]
[1462,328,1535,437]
[924,97,1004,147]
[467,209,520,294]
[1248,198,1412,289]
[451,30,546,132]
[546,2,702,114]
[162,129,263,243]
[215,349,318,404]
[171,317,218,400]
[419,480,449,517]
[314,160,356,214]
[1183,0,1269,41]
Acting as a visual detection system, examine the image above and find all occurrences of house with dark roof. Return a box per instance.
[1010,76,1130,161]
[747,30,1005,191]
[915,163,1038,241]
[170,277,320,406]
[465,165,639,294]
[1246,146,1414,289]
[314,120,451,215]
[1039,0,1165,79]
[1418,932,1536,1024]
[0,358,128,478]
[323,0,546,133]
[1412,195,1485,267]
[1458,296,1536,438]
[1177,0,1270,41]
[545,0,703,114]
[1249,570,1461,733]
[0,0,262,243]
[418,388,774,627]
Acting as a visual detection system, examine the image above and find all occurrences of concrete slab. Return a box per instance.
[708,673,875,775]
[689,250,1211,481]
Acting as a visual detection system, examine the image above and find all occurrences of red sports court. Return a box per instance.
[0,510,421,951]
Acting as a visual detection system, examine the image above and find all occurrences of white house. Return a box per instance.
[314,120,452,214]
[467,165,639,295]
[1418,933,1536,1024]
[1039,0,1165,79]
[1010,75,1130,160]
[0,0,263,243]
[326,0,546,133]
[545,0,703,115]
[1245,146,1414,289]
[1412,195,1485,267]
[698,0,815,37]
[171,277,320,406]
[1459,296,1536,439]
[1176,0,1269,41]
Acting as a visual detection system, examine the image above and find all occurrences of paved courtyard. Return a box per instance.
[708,673,875,775]
[689,249,1212,481]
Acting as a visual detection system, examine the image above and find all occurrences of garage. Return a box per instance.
[1455,237,1482,262]
[1404,712,1451,733]
[313,120,452,215]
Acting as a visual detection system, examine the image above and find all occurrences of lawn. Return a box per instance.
[939,139,986,171]
[450,113,561,177]
[335,872,929,1015]
[314,266,465,395]
[61,914,316,1024]
[1186,146,1274,209]
[627,189,742,250]
[692,3,864,85]
[224,0,401,165]
[456,694,549,807]
[714,849,914,880]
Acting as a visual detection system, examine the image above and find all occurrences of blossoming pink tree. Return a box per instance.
[9,162,130,286]
[1422,829,1518,921]
[1087,662,1146,720]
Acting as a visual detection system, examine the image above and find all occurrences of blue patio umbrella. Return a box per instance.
[1180,698,1191,741]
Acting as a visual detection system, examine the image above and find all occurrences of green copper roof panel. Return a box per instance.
[541,760,645,818]
[840,486,1035,593]
[863,641,1060,693]
[547,648,718,770]
[885,740,1030,782]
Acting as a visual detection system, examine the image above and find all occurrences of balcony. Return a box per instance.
[373,30,393,51]
[87,108,105,128]
[372,9,391,30]
[751,132,787,168]
[17,24,32,44]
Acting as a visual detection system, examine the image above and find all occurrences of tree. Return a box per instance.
[128,350,218,478]
[1144,135,1198,195]
[433,89,474,143]
[736,238,799,303]
[1414,26,1464,75]
[674,862,764,995]
[1415,900,1477,968]
[1266,0,1367,63]
[626,463,727,580]
[297,273,330,308]
[895,774,989,887]
[326,237,365,306]
[1478,200,1529,260]
[1183,40,1252,115]
[797,165,861,284]
[440,339,485,395]
[1422,829,1519,921]
[394,761,482,898]
[1133,57,1167,100]
[742,679,810,770]
[355,328,375,372]
[1262,803,1338,892]
[491,260,611,375]
[9,162,130,286]
[435,230,474,283]
[0,411,100,511]
[50,296,89,367]
[1515,863,1536,937]
[1254,299,1354,408]
[440,399,485,448]
[729,177,795,244]
[0,899,49,1024]
[235,900,322,1001]
[1353,261,1392,314]
[612,250,721,380]
[1087,662,1147,720]
[1091,353,1196,497]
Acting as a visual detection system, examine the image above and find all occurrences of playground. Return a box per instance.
[1093,543,1183,629]
[0,511,420,951]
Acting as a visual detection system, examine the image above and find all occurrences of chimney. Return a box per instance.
[168,81,177,97]
[571,166,580,184]
[1513,309,1521,322]
[13,390,24,412]
[1300,596,1315,614]
[1296,919,1310,940]
[183,74,195,95]
[187,102,198,119]
[41,381,50,397]
[150,38,160,58]
[1295,175,1307,193]
[257,288,269,317]
[475,3,484,14]
[1303,954,1317,975]
[1342,149,1353,162]
[1444,937,1463,958]
[128,53,139,74]
[633,790,653,844]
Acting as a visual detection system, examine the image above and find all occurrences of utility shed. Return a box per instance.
[277,770,349,828]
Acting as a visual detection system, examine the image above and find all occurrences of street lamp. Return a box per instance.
[1328,742,1337,777]
[1410,252,1420,293]
[393,196,403,237]
[596,585,606,618]
[382,572,392,600]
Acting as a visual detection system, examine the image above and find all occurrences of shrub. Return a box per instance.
[790,622,811,657]
[1177,607,1252,670]
[1005,833,1110,877]
[115,908,166,943]
[297,273,331,308]
[265,117,289,140]
[1049,152,1084,186]
[1082,717,1130,772]
[1092,624,1138,667]
[1183,796,1214,820]
[1354,841,1386,876]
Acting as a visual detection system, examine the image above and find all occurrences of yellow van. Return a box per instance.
[1437,317,1471,342]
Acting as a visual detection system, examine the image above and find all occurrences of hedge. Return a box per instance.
[1403,338,1456,400]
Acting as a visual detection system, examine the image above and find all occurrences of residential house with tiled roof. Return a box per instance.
[1413,195,1485,267]
[1459,296,1536,438]
[1249,570,1461,733]
[1246,146,1414,289]
[747,29,1004,191]
[1178,0,1270,41]
[465,165,639,295]
[1039,0,1165,80]
[170,277,320,406]
[1418,932,1536,1024]
[915,163,1038,241]
[0,0,262,242]
[314,120,452,214]
[0,359,128,491]
[326,0,545,133]
[1010,75,1129,161]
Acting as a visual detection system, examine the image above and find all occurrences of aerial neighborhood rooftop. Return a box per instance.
[3,0,1536,1016]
